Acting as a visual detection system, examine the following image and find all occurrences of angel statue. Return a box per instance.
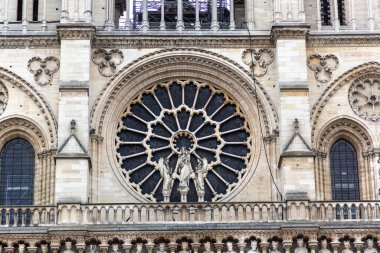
[158,157,173,202]
[194,157,208,201]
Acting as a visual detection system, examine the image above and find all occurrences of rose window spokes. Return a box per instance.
[349,76,380,121]
[116,81,252,202]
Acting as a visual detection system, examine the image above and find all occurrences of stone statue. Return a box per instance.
[203,242,214,253]
[364,239,378,253]
[270,241,281,253]
[158,157,173,201]
[247,240,260,253]
[194,157,208,192]
[224,242,236,253]
[294,239,308,253]
[175,148,193,190]
[157,243,167,253]
[178,241,191,253]
[63,242,75,253]
[342,241,353,253]
[18,244,26,253]
[318,239,331,253]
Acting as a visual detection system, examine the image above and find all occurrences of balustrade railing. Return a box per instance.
[1,201,380,227]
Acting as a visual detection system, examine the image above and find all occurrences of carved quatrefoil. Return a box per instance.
[307,54,339,83]
[0,81,8,116]
[27,56,60,86]
[242,48,274,77]
[92,49,124,77]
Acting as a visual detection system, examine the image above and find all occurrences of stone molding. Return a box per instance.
[0,116,48,150]
[313,117,373,154]
[91,49,124,77]
[307,54,339,83]
[57,24,95,40]
[310,62,380,142]
[0,36,59,49]
[307,33,380,47]
[93,35,274,49]
[0,67,58,146]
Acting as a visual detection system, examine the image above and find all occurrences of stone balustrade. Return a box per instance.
[1,200,380,227]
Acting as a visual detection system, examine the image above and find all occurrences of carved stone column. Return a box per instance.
[22,0,29,33]
[50,244,60,253]
[260,242,269,253]
[177,0,185,32]
[191,243,201,253]
[316,0,322,31]
[168,243,177,253]
[215,243,224,253]
[4,247,14,253]
[351,0,356,30]
[146,243,154,253]
[194,0,201,30]
[238,241,246,253]
[3,0,9,31]
[282,241,292,253]
[211,0,219,31]
[141,0,149,32]
[122,243,132,253]
[99,244,109,253]
[160,0,166,30]
[27,247,37,253]
[354,241,363,253]
[76,244,86,253]
[367,0,374,31]
[331,240,340,253]
[309,240,318,253]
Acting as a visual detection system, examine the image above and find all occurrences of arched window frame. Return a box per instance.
[0,138,35,205]
[314,119,375,201]
[329,139,360,200]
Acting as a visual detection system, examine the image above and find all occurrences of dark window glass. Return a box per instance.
[0,138,35,205]
[321,0,345,25]
[330,139,360,201]
[17,0,23,21]
[33,0,39,21]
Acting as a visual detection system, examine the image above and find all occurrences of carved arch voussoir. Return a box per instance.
[314,117,373,154]
[311,62,380,142]
[0,67,57,147]
[0,116,49,152]
[90,48,279,137]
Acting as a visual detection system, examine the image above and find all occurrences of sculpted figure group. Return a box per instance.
[9,236,379,253]
[158,148,208,202]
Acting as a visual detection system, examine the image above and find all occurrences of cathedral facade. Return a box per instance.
[0,1,380,253]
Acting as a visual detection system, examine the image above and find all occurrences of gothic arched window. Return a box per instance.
[0,138,35,205]
[329,139,360,200]
[321,0,346,25]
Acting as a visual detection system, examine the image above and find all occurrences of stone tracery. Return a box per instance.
[348,74,380,121]
[116,80,252,202]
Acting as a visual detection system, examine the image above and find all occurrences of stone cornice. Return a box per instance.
[93,35,274,48]
[307,32,380,47]
[0,35,59,49]
[57,24,95,40]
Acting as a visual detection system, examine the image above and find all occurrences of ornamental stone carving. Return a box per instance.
[242,49,274,77]
[27,56,60,86]
[348,74,380,121]
[116,80,252,203]
[307,54,339,83]
[0,81,8,116]
[91,49,124,77]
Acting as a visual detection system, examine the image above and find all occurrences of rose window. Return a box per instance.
[116,80,252,202]
[348,75,380,121]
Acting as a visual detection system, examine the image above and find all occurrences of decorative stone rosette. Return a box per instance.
[307,54,339,83]
[348,74,380,121]
[27,56,60,86]
[116,80,253,202]
[91,49,124,77]
[242,48,274,77]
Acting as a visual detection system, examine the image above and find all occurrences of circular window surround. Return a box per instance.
[92,49,278,203]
